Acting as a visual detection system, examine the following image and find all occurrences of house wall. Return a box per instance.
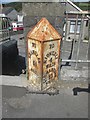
[65,20,89,41]
[66,20,79,40]
[17,15,23,23]
[83,20,89,39]
[64,2,89,41]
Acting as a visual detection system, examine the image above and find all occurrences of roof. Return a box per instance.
[66,14,89,20]
[61,0,90,20]
[2,7,14,15]
[66,0,82,12]
[27,18,62,41]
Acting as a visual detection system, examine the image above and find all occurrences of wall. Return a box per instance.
[17,15,23,23]
[22,2,65,17]
[65,19,89,41]
[83,20,89,40]
[22,2,65,36]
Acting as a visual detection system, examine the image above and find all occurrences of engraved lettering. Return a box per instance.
[49,58,52,62]
[49,44,54,49]
[31,68,37,74]
[33,60,37,66]
[38,58,40,63]
[43,47,59,84]
[30,50,38,57]
[49,73,53,80]
[45,51,58,60]
[32,42,36,48]
[46,62,55,69]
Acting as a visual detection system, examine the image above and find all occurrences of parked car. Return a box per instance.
[17,23,24,31]
[12,22,23,31]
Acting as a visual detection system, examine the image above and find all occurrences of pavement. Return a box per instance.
[1,80,89,118]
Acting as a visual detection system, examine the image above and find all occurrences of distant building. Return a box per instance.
[17,11,24,23]
[2,7,18,21]
[61,0,89,41]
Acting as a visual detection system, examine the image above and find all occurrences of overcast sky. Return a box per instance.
[0,0,89,3]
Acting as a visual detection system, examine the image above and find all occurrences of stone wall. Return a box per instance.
[22,2,65,36]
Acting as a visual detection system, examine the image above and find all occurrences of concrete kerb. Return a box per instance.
[0,66,88,87]
[0,65,88,96]
[61,66,88,81]
[0,75,28,88]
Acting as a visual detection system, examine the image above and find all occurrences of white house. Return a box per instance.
[61,0,89,41]
[17,11,24,23]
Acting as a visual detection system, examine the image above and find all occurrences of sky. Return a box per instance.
[0,0,19,3]
[0,0,89,3]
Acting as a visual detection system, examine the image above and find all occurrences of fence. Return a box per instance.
[61,11,90,69]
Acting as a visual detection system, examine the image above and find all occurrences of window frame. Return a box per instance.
[69,20,81,34]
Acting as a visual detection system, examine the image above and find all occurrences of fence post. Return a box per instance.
[75,14,85,69]
[64,13,68,41]
[72,14,78,59]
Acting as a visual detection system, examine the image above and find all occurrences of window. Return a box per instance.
[63,24,66,32]
[70,21,81,34]
[63,24,66,36]
[70,21,75,33]
[77,21,81,33]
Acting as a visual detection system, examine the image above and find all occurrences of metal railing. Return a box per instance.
[62,11,90,69]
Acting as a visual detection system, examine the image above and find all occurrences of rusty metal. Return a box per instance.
[27,18,62,91]
[41,41,44,90]
[27,18,61,41]
[42,40,61,90]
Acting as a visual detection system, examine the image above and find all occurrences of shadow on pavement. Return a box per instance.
[2,55,26,76]
[73,84,90,95]
[2,85,27,98]
[60,39,74,69]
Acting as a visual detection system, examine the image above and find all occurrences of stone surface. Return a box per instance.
[22,3,65,16]
[6,96,31,109]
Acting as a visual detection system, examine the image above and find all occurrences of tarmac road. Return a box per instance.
[2,84,88,118]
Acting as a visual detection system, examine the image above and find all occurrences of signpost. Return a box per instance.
[27,18,62,92]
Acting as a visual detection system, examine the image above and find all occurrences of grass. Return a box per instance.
[74,2,90,11]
